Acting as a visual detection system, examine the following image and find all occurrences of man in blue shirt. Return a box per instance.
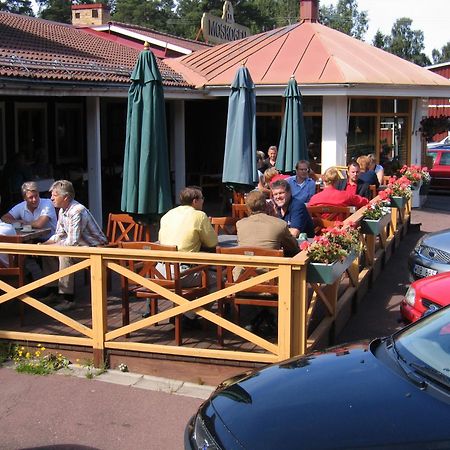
[287,160,316,204]
[271,179,314,238]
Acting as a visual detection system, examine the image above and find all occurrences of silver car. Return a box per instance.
[409,228,450,279]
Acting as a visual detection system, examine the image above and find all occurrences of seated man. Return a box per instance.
[1,181,58,282]
[42,180,107,311]
[237,190,299,257]
[287,160,316,204]
[270,179,314,238]
[236,190,299,333]
[336,161,371,199]
[1,181,57,240]
[158,186,218,326]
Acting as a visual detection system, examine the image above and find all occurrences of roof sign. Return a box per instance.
[201,1,250,44]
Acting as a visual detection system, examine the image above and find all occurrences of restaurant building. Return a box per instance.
[0,0,449,222]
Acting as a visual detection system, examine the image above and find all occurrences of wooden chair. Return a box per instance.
[209,217,238,235]
[232,191,246,204]
[368,184,377,199]
[0,235,27,325]
[103,213,151,290]
[215,246,283,345]
[307,205,355,235]
[105,213,150,246]
[119,241,209,346]
[231,203,249,219]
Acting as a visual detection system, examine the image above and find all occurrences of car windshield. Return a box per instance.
[394,307,450,386]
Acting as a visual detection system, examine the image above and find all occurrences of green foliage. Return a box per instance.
[0,0,34,15]
[13,344,70,375]
[432,42,450,65]
[383,18,430,66]
[0,342,14,364]
[113,0,177,34]
[319,0,368,39]
[372,30,387,50]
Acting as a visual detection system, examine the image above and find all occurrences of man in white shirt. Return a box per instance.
[1,181,58,286]
[1,181,57,240]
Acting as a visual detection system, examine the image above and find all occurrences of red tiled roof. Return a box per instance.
[0,12,189,87]
[109,22,211,53]
[165,21,450,89]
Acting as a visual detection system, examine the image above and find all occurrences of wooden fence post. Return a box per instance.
[290,263,308,357]
[90,254,107,367]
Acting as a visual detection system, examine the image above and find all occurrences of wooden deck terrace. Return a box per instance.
[0,199,412,372]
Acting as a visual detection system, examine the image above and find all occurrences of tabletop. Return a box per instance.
[12,227,52,243]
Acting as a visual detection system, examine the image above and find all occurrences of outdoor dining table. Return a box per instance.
[14,227,52,243]
[217,234,238,248]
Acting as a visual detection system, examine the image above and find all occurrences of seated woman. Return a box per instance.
[367,153,384,185]
[357,155,379,189]
[308,167,368,221]
[258,167,289,197]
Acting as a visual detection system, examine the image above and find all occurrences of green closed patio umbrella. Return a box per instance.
[222,65,258,190]
[121,45,172,218]
[276,76,308,173]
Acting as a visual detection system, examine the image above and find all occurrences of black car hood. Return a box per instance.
[203,342,450,449]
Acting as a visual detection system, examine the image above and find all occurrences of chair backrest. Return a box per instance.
[232,192,246,204]
[231,204,249,219]
[307,205,355,234]
[106,213,150,245]
[368,184,377,199]
[216,246,282,294]
[119,241,179,285]
[0,234,25,286]
[209,216,238,235]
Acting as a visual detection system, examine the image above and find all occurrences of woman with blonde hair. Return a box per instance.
[357,155,379,188]
[367,153,384,185]
[308,166,368,211]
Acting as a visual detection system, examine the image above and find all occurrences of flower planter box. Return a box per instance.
[390,196,407,209]
[361,212,391,235]
[307,252,356,284]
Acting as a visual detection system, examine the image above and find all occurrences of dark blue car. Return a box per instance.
[185,306,450,449]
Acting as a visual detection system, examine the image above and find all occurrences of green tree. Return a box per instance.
[384,18,430,66]
[319,0,368,40]
[113,0,176,33]
[432,42,450,64]
[372,30,387,50]
[0,0,34,15]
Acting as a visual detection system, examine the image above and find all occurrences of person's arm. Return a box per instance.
[288,201,312,238]
[199,214,218,250]
[1,212,20,224]
[349,193,369,209]
[376,167,384,185]
[306,179,316,202]
[281,226,300,257]
[30,202,57,230]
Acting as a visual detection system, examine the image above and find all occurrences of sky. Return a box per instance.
[320,0,449,59]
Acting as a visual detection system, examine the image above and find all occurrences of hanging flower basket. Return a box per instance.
[361,212,391,235]
[307,251,356,284]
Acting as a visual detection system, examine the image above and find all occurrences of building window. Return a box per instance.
[92,9,98,18]
[75,12,80,19]
[348,98,411,173]
[55,103,84,164]
[14,103,48,164]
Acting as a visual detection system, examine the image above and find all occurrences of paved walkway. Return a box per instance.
[1,194,449,449]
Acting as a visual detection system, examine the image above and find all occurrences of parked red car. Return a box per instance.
[401,271,450,322]
[427,148,450,190]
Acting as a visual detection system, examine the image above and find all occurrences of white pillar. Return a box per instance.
[411,98,428,166]
[321,96,348,171]
[169,100,186,197]
[86,96,103,227]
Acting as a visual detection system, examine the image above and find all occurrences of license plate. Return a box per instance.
[413,264,437,278]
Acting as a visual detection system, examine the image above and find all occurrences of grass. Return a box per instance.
[13,344,70,375]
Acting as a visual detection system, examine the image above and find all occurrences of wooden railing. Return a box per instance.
[0,198,411,367]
